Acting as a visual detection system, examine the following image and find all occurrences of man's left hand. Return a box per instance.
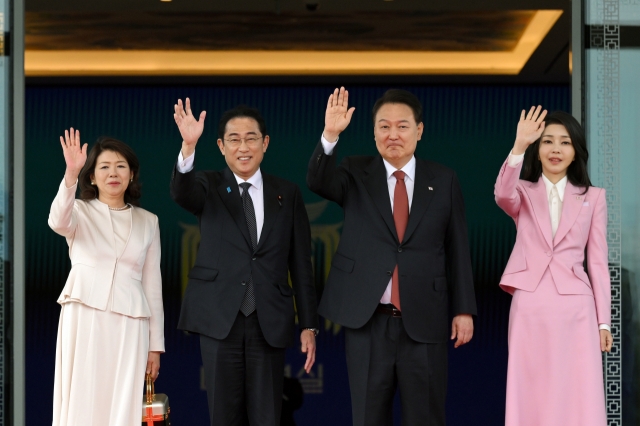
[300,330,317,374]
[451,314,474,348]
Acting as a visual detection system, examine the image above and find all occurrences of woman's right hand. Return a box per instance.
[60,128,87,187]
[512,105,547,155]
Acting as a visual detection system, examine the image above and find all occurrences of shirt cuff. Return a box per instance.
[320,134,339,155]
[599,324,611,332]
[64,179,78,190]
[507,151,525,167]
[177,150,195,173]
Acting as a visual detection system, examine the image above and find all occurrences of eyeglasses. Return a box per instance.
[223,136,263,147]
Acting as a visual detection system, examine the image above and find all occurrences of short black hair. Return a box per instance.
[218,105,267,140]
[372,89,423,125]
[521,110,592,194]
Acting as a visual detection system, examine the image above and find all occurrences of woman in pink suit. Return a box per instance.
[495,107,613,426]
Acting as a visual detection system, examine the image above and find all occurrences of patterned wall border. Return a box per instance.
[589,1,622,424]
[0,9,6,425]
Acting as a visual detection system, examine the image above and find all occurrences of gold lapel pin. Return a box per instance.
[576,196,582,200]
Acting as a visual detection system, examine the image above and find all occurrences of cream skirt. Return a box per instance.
[52,301,149,426]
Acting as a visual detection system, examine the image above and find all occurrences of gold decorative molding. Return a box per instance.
[25,10,562,76]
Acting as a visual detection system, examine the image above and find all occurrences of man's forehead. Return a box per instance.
[225,117,261,134]
[375,103,417,123]
[377,118,411,123]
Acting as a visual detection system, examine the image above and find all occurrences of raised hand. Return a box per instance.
[60,127,87,186]
[323,87,355,143]
[513,105,547,155]
[174,98,206,158]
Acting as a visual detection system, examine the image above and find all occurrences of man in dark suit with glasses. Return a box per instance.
[171,99,318,426]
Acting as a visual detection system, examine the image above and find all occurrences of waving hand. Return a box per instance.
[512,105,547,155]
[174,98,207,158]
[323,87,355,143]
[60,127,87,187]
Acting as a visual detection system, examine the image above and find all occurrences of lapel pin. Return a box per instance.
[576,196,582,200]
[278,195,282,206]
[227,187,231,193]
[428,187,433,191]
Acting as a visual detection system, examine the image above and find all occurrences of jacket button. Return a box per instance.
[546,251,552,257]
[241,281,246,285]
[398,247,403,252]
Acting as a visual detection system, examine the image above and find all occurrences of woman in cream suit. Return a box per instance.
[49,129,164,426]
[495,107,613,426]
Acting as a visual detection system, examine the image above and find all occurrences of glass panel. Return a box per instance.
[586,1,640,424]
[0,0,9,423]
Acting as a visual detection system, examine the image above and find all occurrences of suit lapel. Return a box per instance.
[403,159,436,242]
[217,168,252,250]
[553,182,584,246]
[362,156,398,241]
[523,179,553,249]
[256,174,280,252]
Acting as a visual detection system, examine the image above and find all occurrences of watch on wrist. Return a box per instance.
[303,328,319,337]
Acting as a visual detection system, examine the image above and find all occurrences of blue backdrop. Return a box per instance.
[25,84,570,425]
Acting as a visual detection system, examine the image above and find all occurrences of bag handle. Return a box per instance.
[145,373,156,405]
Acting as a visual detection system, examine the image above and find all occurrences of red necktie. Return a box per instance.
[392,170,409,310]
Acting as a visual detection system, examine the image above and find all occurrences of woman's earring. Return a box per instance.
[91,181,96,185]
[130,178,133,182]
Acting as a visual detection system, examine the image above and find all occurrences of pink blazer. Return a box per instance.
[48,179,165,352]
[494,158,611,326]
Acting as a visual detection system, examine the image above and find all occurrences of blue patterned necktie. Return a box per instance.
[239,182,257,316]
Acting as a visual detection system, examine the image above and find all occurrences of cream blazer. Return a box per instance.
[48,179,165,352]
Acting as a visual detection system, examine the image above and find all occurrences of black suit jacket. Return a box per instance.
[171,164,318,348]
[307,141,476,343]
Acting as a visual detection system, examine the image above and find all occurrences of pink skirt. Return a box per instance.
[505,268,607,426]
[52,301,149,426]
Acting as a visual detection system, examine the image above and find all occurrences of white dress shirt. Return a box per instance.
[541,174,566,239]
[321,134,416,304]
[508,152,610,332]
[177,151,265,241]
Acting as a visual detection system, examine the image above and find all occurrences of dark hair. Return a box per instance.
[521,111,592,194]
[218,105,267,140]
[372,89,423,124]
[78,137,142,206]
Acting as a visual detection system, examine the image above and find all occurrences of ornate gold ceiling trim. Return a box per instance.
[25,10,562,76]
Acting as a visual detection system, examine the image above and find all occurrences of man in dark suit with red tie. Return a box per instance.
[170,100,318,426]
[307,88,477,426]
